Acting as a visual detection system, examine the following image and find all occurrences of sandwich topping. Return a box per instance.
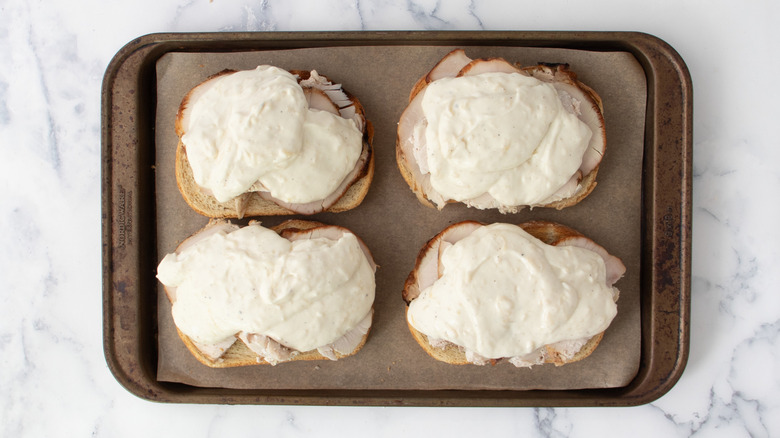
[397,50,607,212]
[416,72,592,206]
[181,66,363,203]
[406,223,618,360]
[157,222,375,354]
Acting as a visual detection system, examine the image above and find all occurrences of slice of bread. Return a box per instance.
[403,220,623,367]
[405,322,606,367]
[175,323,371,368]
[175,69,374,218]
[396,50,606,212]
[162,219,375,367]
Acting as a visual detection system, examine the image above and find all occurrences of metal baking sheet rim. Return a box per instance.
[101,31,692,407]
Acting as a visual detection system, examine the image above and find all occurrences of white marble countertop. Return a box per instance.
[2,0,778,436]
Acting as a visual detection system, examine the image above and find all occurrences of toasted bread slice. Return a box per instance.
[162,219,376,367]
[403,220,624,367]
[405,319,606,367]
[396,50,606,212]
[175,322,372,368]
[175,69,374,218]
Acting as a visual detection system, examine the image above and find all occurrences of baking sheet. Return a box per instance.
[153,45,646,391]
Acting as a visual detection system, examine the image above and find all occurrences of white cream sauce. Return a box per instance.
[407,223,617,359]
[157,223,375,353]
[417,72,592,206]
[182,66,363,203]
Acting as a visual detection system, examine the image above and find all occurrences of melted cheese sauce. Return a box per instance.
[182,66,363,203]
[418,72,592,205]
[407,223,617,359]
[157,223,375,352]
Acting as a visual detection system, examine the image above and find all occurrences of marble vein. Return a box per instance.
[718,250,758,316]
[354,0,366,30]
[406,0,448,30]
[534,407,570,438]
[402,0,486,30]
[24,2,61,171]
[466,0,485,28]
[244,1,277,32]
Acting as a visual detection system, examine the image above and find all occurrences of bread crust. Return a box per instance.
[403,220,619,367]
[396,53,606,212]
[175,69,374,218]
[164,219,374,367]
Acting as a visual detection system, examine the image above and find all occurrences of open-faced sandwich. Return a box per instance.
[156,220,377,367]
[176,66,374,218]
[397,49,606,213]
[403,221,625,367]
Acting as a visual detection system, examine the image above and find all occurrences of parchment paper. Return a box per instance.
[154,45,646,391]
